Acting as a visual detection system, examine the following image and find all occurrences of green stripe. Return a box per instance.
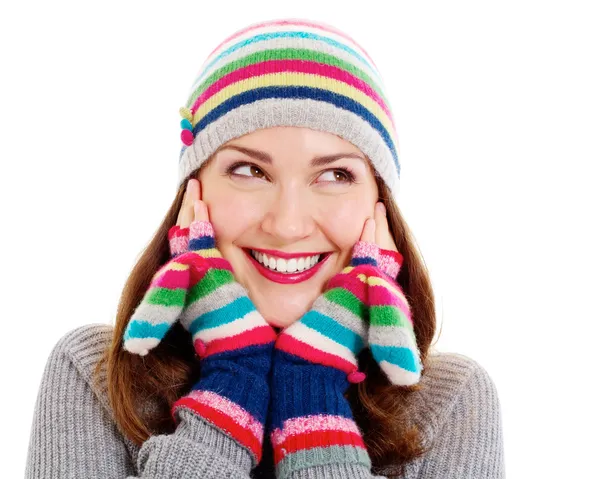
[186,48,388,109]
[186,268,235,302]
[369,304,411,328]
[324,287,368,319]
[146,287,187,307]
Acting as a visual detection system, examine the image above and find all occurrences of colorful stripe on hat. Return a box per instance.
[177,19,401,196]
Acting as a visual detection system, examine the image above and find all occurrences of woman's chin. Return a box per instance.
[251,294,314,329]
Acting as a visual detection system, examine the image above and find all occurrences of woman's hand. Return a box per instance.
[169,179,203,258]
[124,177,277,358]
[266,201,422,474]
[177,178,203,228]
[369,202,397,252]
[274,200,420,385]
[369,202,404,280]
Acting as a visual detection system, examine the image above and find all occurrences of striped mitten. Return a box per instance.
[123,219,277,466]
[120,225,191,355]
[121,230,195,356]
[170,219,276,465]
[268,240,422,478]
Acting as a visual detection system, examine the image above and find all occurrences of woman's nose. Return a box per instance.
[260,189,315,242]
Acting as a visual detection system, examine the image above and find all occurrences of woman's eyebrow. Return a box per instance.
[216,145,367,167]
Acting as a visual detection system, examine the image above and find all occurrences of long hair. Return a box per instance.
[93,159,438,476]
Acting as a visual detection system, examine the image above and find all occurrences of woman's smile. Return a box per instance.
[242,247,333,284]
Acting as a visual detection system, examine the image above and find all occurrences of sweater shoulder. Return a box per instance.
[410,350,501,447]
[51,323,115,414]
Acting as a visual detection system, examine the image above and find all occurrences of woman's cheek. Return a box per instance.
[206,193,259,240]
[322,198,371,248]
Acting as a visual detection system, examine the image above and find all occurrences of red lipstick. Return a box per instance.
[244,249,331,284]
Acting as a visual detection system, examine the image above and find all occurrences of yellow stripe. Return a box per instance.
[192,72,396,149]
[191,248,223,259]
[151,260,189,281]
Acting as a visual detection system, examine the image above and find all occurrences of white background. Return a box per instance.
[1,1,599,477]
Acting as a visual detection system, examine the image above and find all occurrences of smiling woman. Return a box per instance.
[25,17,504,479]
[196,127,379,328]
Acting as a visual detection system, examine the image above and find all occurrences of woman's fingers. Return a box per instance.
[193,199,209,222]
[360,217,376,243]
[177,179,202,228]
[374,202,399,252]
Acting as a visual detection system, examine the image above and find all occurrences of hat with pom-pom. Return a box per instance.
[177,18,401,198]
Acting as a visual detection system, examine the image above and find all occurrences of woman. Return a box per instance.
[25,18,504,478]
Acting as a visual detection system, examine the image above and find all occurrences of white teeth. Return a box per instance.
[287,258,297,272]
[276,258,286,273]
[250,250,322,274]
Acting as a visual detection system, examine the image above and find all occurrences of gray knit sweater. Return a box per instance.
[25,323,505,478]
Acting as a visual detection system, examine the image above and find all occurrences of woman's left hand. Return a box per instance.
[363,202,398,253]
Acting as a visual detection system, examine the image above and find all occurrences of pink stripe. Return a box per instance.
[189,220,214,239]
[190,59,392,123]
[207,19,377,66]
[151,267,189,289]
[369,285,412,325]
[378,251,402,278]
[370,288,414,326]
[326,272,368,304]
[169,235,188,255]
[204,325,276,357]
[352,241,380,262]
[187,257,234,288]
[271,414,361,447]
[276,332,356,375]
[186,390,263,441]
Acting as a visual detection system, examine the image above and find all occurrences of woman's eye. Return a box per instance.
[317,169,356,184]
[227,163,266,179]
[226,163,356,185]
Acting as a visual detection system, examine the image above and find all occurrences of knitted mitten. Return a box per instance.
[377,247,403,281]
[168,224,190,259]
[123,219,277,465]
[121,225,190,354]
[268,240,422,478]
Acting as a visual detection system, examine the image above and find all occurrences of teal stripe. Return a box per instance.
[188,296,255,335]
[123,320,170,341]
[195,31,380,89]
[370,344,420,373]
[301,310,364,354]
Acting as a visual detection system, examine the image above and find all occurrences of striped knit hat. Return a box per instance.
[177,18,401,197]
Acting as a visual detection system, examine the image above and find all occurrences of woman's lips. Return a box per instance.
[244,249,331,284]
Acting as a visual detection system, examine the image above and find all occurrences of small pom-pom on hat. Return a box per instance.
[181,129,194,146]
[179,106,193,122]
[179,107,194,146]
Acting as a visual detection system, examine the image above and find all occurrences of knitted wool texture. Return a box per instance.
[177,18,401,198]
[142,225,422,386]
[122,221,277,465]
[268,239,422,475]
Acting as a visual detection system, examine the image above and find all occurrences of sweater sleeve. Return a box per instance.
[25,327,255,479]
[415,359,505,479]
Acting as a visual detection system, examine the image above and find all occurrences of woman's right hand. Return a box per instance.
[177,178,202,228]
[172,186,276,359]
[169,178,202,258]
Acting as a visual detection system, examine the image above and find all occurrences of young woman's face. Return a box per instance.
[197,126,379,328]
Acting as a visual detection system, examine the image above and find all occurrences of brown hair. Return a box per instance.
[93,162,438,476]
